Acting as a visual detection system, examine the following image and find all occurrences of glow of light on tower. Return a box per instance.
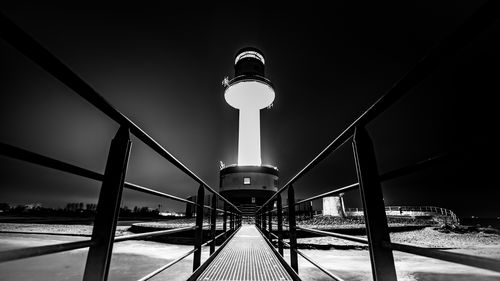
[224,80,275,166]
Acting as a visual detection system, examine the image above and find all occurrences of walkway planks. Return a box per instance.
[197,225,292,281]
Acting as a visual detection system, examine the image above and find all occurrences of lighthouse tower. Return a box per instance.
[220,47,279,215]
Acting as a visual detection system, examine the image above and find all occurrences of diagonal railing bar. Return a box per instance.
[378,152,450,182]
[293,248,345,281]
[201,231,227,247]
[294,183,359,206]
[0,12,240,213]
[124,182,199,206]
[0,239,95,263]
[137,248,197,281]
[296,227,369,244]
[0,142,200,207]
[384,242,500,273]
[114,226,197,242]
[0,142,103,181]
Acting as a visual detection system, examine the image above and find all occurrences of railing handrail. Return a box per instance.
[0,11,239,214]
[344,205,460,223]
[257,0,499,214]
[346,205,456,214]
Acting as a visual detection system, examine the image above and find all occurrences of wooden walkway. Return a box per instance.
[197,225,293,281]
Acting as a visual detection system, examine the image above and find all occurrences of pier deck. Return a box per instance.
[197,225,293,281]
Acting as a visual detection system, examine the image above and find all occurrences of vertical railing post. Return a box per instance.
[288,185,298,273]
[352,127,397,281]
[260,212,263,229]
[268,204,272,240]
[210,194,217,255]
[223,203,227,240]
[309,201,313,219]
[259,210,262,230]
[83,126,131,281]
[262,207,267,234]
[262,212,265,230]
[193,184,205,271]
[259,211,264,231]
[254,211,257,227]
[276,193,284,256]
[230,212,234,231]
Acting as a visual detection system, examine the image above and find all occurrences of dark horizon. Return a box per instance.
[1,1,499,218]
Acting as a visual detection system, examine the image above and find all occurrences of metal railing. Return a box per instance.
[344,205,460,224]
[0,11,242,281]
[255,1,500,281]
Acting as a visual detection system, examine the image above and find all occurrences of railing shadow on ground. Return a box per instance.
[0,11,242,281]
[255,1,500,281]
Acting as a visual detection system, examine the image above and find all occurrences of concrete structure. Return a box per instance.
[220,165,278,206]
[323,195,346,217]
[220,47,278,212]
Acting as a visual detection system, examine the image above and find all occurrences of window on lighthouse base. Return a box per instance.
[243,177,251,185]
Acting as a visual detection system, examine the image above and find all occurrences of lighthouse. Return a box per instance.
[220,47,279,216]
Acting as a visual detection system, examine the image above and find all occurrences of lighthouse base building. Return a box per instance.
[219,165,278,215]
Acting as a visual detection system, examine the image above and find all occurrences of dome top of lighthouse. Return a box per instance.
[234,47,266,77]
[234,47,265,65]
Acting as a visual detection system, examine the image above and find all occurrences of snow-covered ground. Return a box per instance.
[0,223,499,281]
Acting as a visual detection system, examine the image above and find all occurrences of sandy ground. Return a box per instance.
[0,223,132,236]
[0,233,212,281]
[0,223,499,280]
[296,227,500,250]
[289,248,500,281]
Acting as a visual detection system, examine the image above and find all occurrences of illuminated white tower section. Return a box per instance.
[223,48,275,166]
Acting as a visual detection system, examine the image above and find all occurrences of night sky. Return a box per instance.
[1,1,499,217]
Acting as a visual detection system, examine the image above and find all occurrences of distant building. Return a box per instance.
[159,211,183,217]
[66,202,95,212]
[24,203,42,210]
[323,195,345,217]
[0,203,10,212]
[295,200,314,218]
[86,203,97,211]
